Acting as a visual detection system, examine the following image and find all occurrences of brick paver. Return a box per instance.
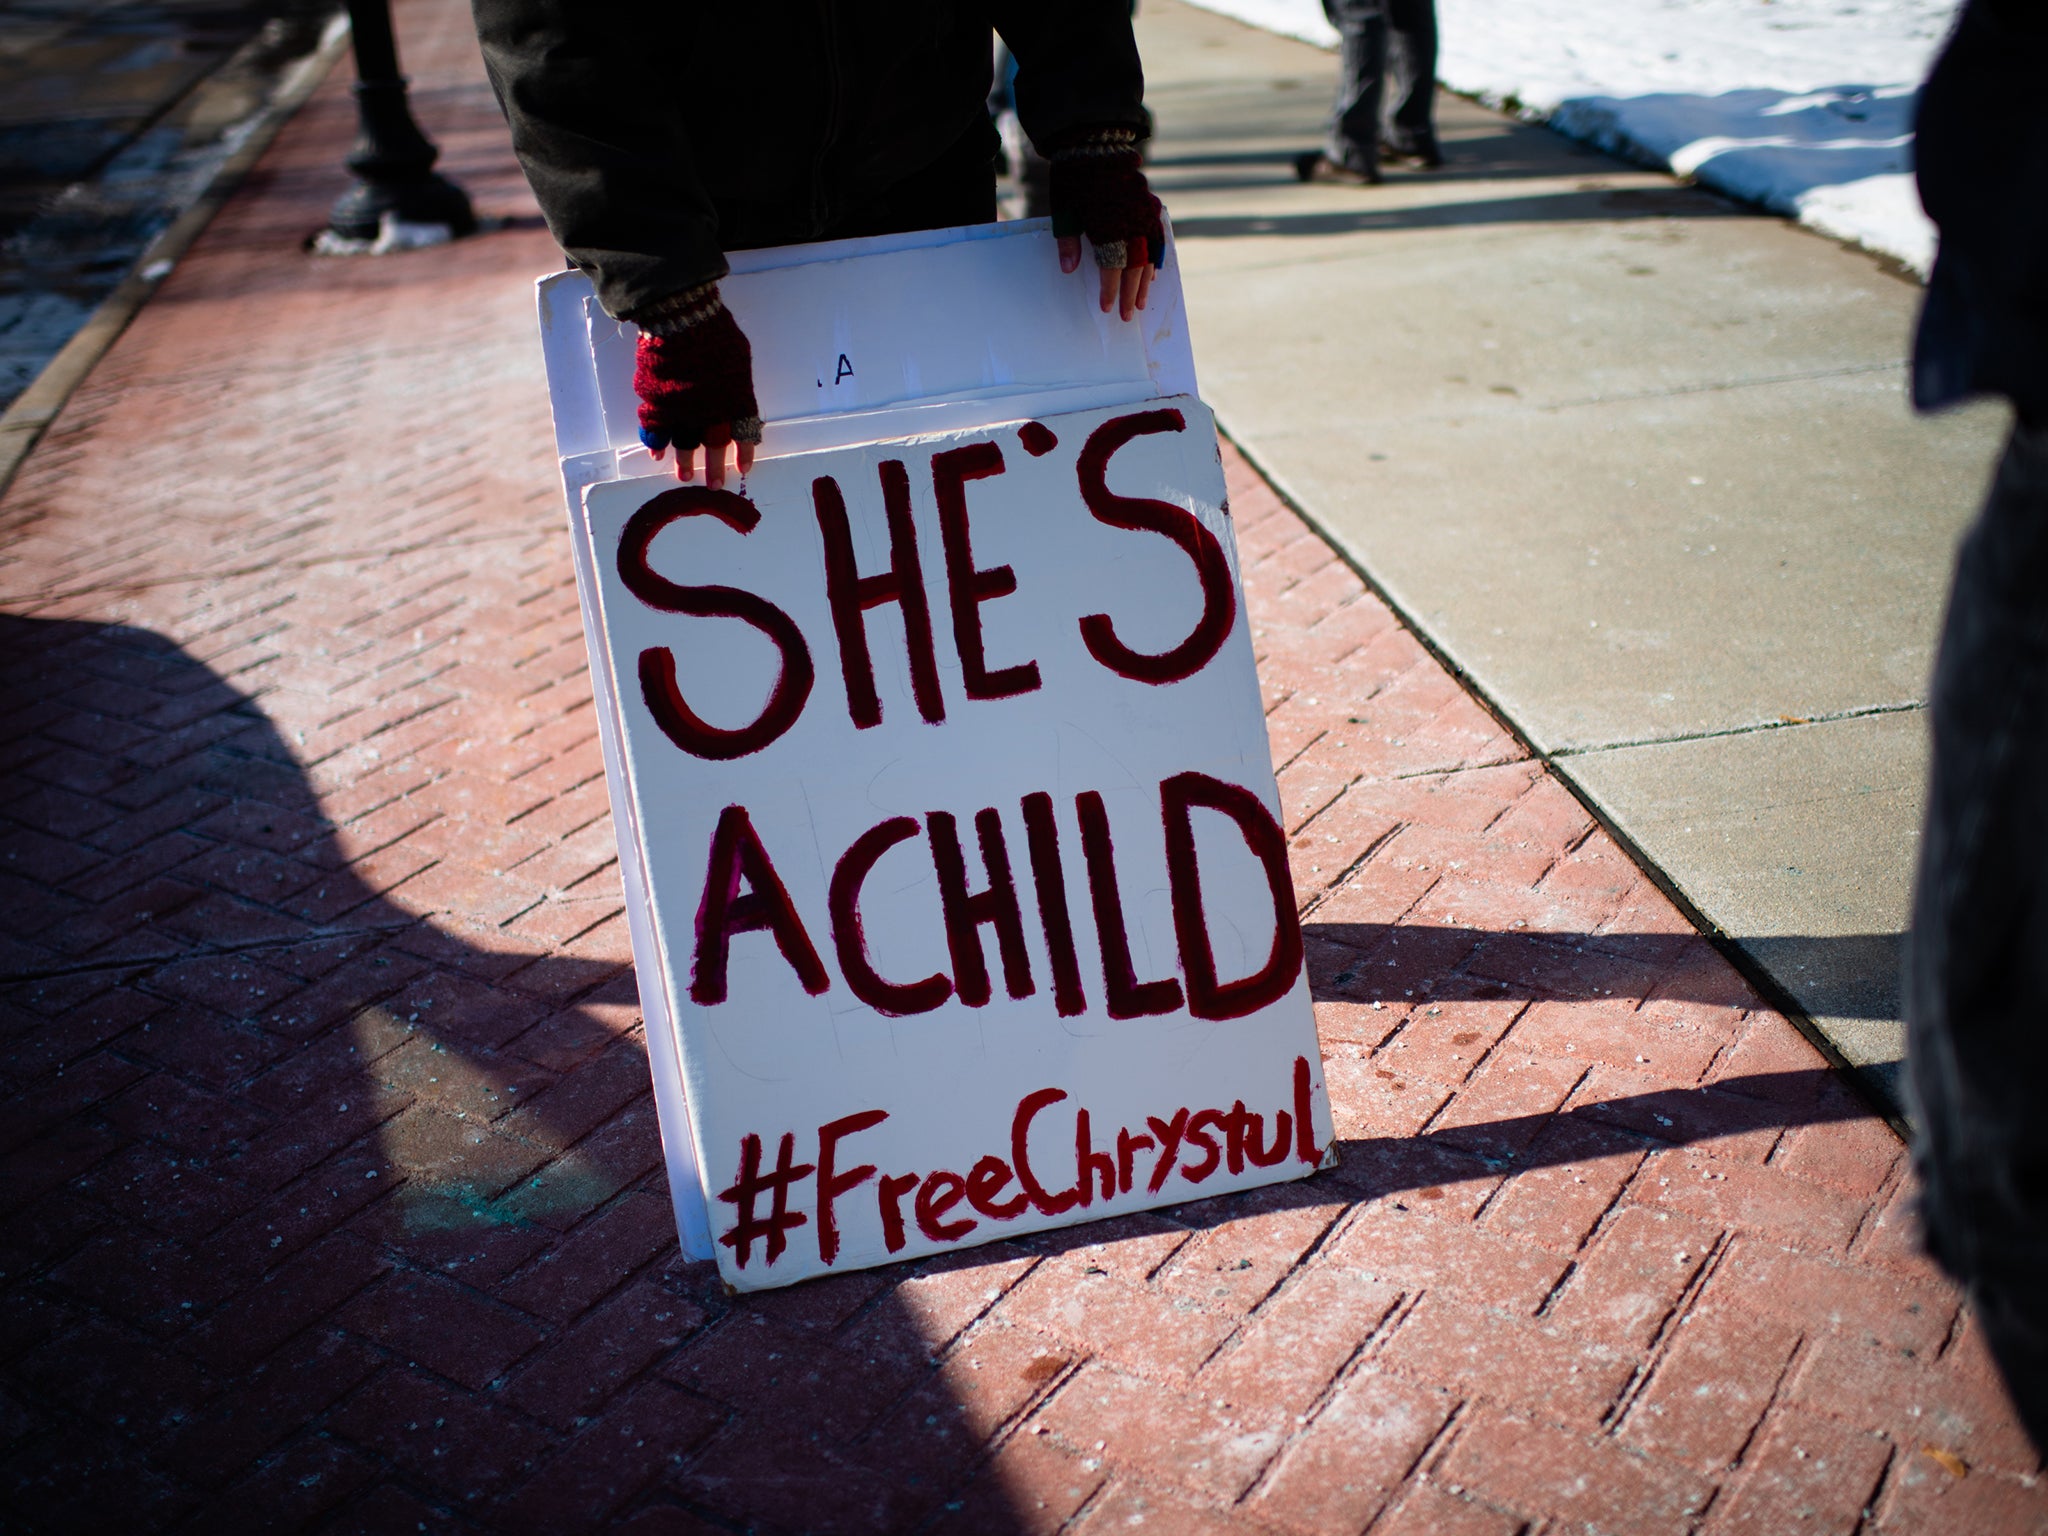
[0,2,2040,1531]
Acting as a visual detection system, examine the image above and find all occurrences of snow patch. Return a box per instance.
[1799,173,1935,274]
[1175,0,1961,273]
[310,214,464,258]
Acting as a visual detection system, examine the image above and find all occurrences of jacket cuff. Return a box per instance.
[622,279,726,337]
[1048,125,1143,161]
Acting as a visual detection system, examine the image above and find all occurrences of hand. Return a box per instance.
[647,422,755,489]
[1058,235,1153,321]
[631,288,763,488]
[1050,128,1165,323]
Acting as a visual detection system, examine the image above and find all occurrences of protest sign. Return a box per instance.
[538,223,1331,1291]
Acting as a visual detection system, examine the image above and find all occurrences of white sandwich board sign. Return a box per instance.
[538,220,1332,1291]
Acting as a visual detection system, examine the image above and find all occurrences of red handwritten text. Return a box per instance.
[716,1056,1324,1270]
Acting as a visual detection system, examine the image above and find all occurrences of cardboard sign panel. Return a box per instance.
[578,396,1332,1291]
[537,222,1210,1266]
[541,217,1199,473]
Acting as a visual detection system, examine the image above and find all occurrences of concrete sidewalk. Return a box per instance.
[1139,0,2008,1113]
[0,0,2039,1531]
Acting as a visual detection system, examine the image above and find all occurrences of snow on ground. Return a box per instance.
[1178,0,1961,273]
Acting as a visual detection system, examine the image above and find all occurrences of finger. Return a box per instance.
[648,444,667,463]
[1119,263,1143,322]
[675,444,697,484]
[703,424,732,490]
[1058,236,1082,274]
[1098,264,1118,313]
[736,439,757,477]
[1135,261,1154,314]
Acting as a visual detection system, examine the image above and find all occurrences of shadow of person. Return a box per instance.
[0,613,1059,1532]
[1305,920,1903,1021]
[1304,907,1908,1116]
[0,615,1890,1532]
[1167,182,1742,241]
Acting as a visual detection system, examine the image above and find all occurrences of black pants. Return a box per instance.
[1907,419,2048,1455]
[1320,0,1438,172]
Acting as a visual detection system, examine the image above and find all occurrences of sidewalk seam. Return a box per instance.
[0,11,353,503]
[1549,699,1926,758]
[1217,414,1910,1139]
[1536,358,1906,414]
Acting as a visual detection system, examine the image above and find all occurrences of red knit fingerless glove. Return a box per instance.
[628,281,763,454]
[1049,127,1166,271]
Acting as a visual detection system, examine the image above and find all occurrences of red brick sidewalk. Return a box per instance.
[0,3,2040,1532]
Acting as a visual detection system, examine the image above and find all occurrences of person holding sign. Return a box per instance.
[473,1,1166,488]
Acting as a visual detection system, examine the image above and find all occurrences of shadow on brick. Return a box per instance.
[0,617,1897,1531]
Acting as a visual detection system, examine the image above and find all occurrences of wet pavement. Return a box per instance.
[1,0,335,410]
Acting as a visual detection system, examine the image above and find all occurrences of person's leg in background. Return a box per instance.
[1380,0,1441,165]
[1906,419,2048,1454]
[990,40,1052,220]
[1299,0,1387,183]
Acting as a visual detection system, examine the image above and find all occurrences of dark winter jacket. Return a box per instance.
[1912,0,2048,425]
[471,0,1148,321]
